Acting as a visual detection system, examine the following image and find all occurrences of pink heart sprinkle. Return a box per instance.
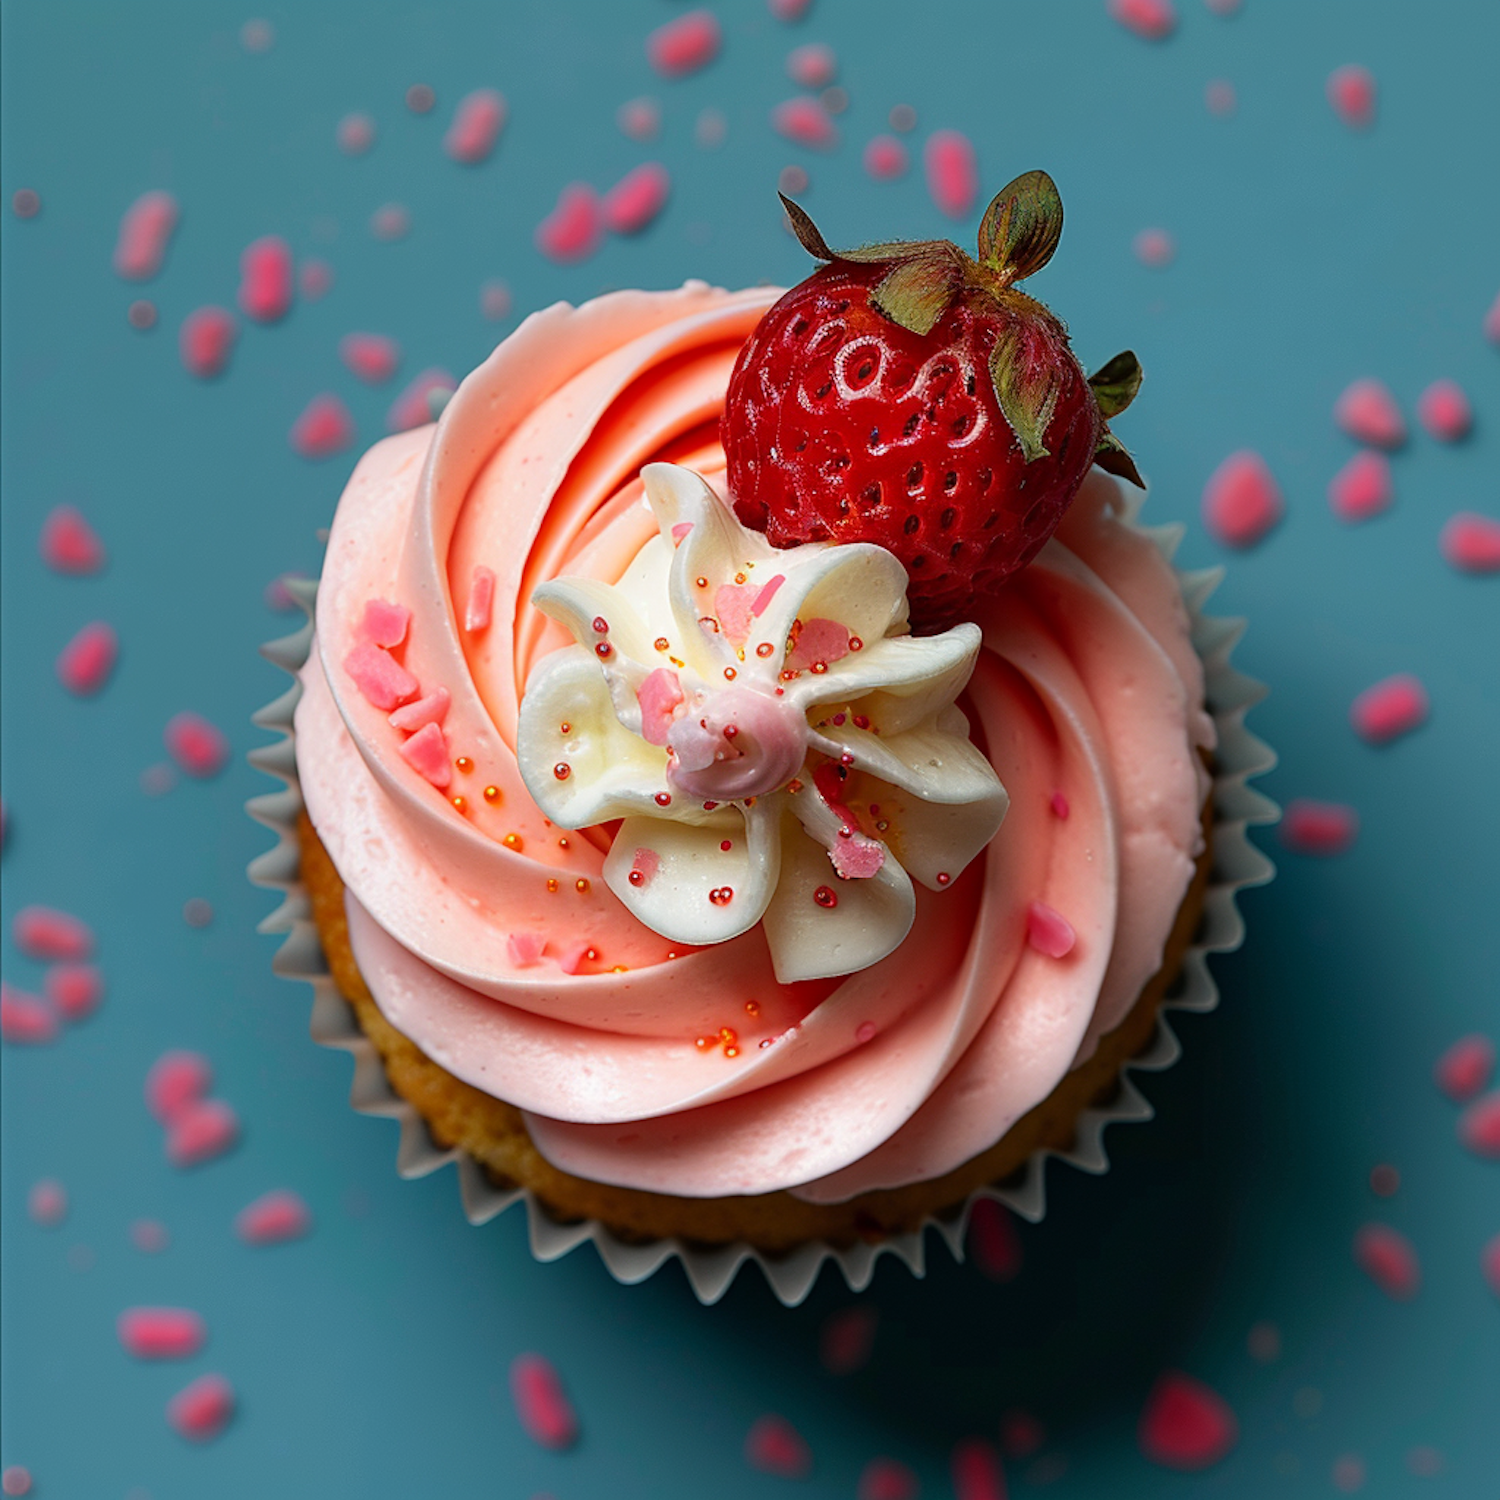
[1434,1034,1495,1102]
[1327,64,1377,129]
[14,905,95,961]
[1,983,57,1046]
[359,598,410,649]
[56,621,118,696]
[772,95,839,150]
[535,184,604,264]
[646,9,721,78]
[179,306,238,379]
[167,1373,235,1442]
[118,1307,206,1360]
[950,1438,1006,1500]
[290,393,355,460]
[396,721,452,789]
[924,129,979,220]
[1328,450,1392,523]
[509,1353,578,1450]
[819,1305,878,1375]
[1109,0,1177,41]
[969,1197,1023,1282]
[745,1415,813,1479]
[1458,1091,1500,1159]
[1439,513,1500,574]
[1201,450,1283,549]
[1349,673,1428,745]
[1279,799,1359,856]
[39,504,106,574]
[339,333,401,385]
[45,963,103,1022]
[145,1050,212,1124]
[1138,1371,1238,1470]
[858,1456,919,1500]
[164,711,230,777]
[166,1098,240,1168]
[238,234,294,322]
[443,88,507,164]
[235,1189,312,1245]
[113,190,179,280]
[1353,1222,1420,1299]
[389,688,451,733]
[1334,377,1405,448]
[1416,379,1473,442]
[864,134,909,181]
[601,162,671,236]
[1025,900,1076,958]
[386,369,457,432]
[344,643,419,712]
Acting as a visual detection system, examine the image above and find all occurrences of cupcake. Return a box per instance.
[257,175,1269,1292]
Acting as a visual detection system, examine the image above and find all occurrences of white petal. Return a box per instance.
[530,575,658,684]
[857,775,1008,890]
[837,716,1006,810]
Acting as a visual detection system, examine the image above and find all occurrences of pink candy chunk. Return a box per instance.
[745,1415,813,1479]
[465,566,496,632]
[1328,64,1377,129]
[1138,1371,1238,1471]
[637,667,685,746]
[1439,512,1500,574]
[864,134,909,181]
[1328,450,1392,523]
[118,1307,206,1360]
[1025,900,1076,958]
[235,1188,312,1245]
[397,721,452,788]
[113,191,179,280]
[1109,0,1178,41]
[238,234,294,322]
[506,933,548,967]
[1201,450,1283,548]
[787,42,837,88]
[535,184,603,264]
[339,332,401,385]
[56,621,118,696]
[1350,673,1428,744]
[386,369,457,432]
[1279,798,1358,856]
[772,96,839,151]
[969,1197,1022,1282]
[950,1439,1006,1500]
[167,1373,235,1442]
[40,504,106,574]
[290,393,356,460]
[1354,1222,1420,1298]
[924,129,979,219]
[164,711,230,777]
[1416,379,1473,442]
[1459,1091,1500,1159]
[167,1099,240,1168]
[630,848,661,886]
[344,643,419,711]
[145,1050,212,1123]
[509,1353,578,1450]
[179,306,238,379]
[646,9,721,77]
[1,983,57,1045]
[1434,1034,1495,1102]
[787,616,851,671]
[388,688,450,732]
[45,964,104,1022]
[1335,377,1405,448]
[359,598,410,648]
[443,88,507,164]
[14,905,95,961]
[858,1457,919,1500]
[712,584,759,647]
[602,162,671,236]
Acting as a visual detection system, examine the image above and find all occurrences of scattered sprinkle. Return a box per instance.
[695,106,728,149]
[1138,1371,1238,1471]
[770,0,815,19]
[183,898,214,928]
[127,298,158,330]
[113,191,179,280]
[1327,64,1377,129]
[0,1468,32,1497]
[745,1415,813,1479]
[1458,1091,1500,1159]
[11,188,41,218]
[166,1099,240,1168]
[344,642,418,710]
[405,83,435,114]
[146,1050,213,1124]
[617,96,661,141]
[1205,79,1236,115]
[337,111,376,155]
[27,1179,67,1226]
[290,393,356,459]
[1110,0,1177,41]
[1024,900,1076,959]
[507,933,548,967]
[1335,377,1405,448]
[370,202,410,241]
[167,1373,236,1442]
[819,1305,877,1374]
[1407,1446,1445,1477]
[56,621,118,696]
[1439,512,1500,574]
[1279,799,1358,856]
[857,1456,919,1500]
[778,165,809,196]
[238,235,294,323]
[386,369,457,432]
[480,279,512,320]
[1205,0,1242,13]
[772,96,839,150]
[787,42,837,88]
[179,306,239,379]
[1133,227,1175,268]
[1434,1034,1495,1102]
[14,906,95,961]
[924,129,978,219]
[602,162,671,235]
[1486,290,1500,345]
[863,135,909,180]
[45,963,103,1021]
[1350,673,1428,745]
[509,1353,578,1450]
[889,103,917,132]
[1416,379,1472,442]
[340,332,401,384]
[466,566,496,632]
[646,9,721,78]
[131,1219,170,1253]
[359,598,410,648]
[40,504,106,574]
[164,711,230,777]
[950,1439,1006,1500]
[1354,1222,1420,1298]
[239,18,274,52]
[968,1197,1022,1281]
[388,688,451,732]
[118,1307,206,1360]
[300,258,333,300]
[1201,450,1283,548]
[1328,450,1392,523]
[140,763,178,796]
[444,88,506,164]
[1332,1454,1367,1494]
[235,1189,313,1245]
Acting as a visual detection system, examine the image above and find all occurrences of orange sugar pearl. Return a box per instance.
[654,637,670,652]
[695,1035,714,1051]
[558,837,570,850]
[575,878,591,894]
[451,795,467,813]
[503,832,523,851]
[455,756,473,774]
[483,785,501,803]
[610,964,629,973]
[546,878,559,893]
[745,1000,760,1016]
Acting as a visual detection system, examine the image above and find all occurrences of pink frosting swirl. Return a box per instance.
[296,283,1215,1203]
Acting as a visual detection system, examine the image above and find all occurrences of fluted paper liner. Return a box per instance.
[248,503,1276,1307]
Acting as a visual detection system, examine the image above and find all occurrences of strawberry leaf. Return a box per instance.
[1088,351,1143,419]
[1094,429,1145,488]
[977,171,1063,285]
[870,256,962,336]
[990,323,1061,463]
[780,195,836,261]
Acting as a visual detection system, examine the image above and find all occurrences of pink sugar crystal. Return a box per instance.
[167,1373,235,1442]
[14,906,94,961]
[56,622,118,696]
[1328,64,1377,129]
[1354,1222,1420,1298]
[1280,799,1358,856]
[290,393,355,460]
[166,1099,240,1168]
[1459,1091,1500,1159]
[179,306,238,379]
[509,1353,578,1450]
[114,191,179,280]
[1025,900,1076,958]
[507,933,548,967]
[1434,1034,1495,1102]
[1416,379,1472,442]
[1439,513,1500,573]
[465,565,496,632]
[1139,1372,1238,1470]
[386,369,456,432]
[340,332,400,385]
[1328,450,1392,523]
[969,1197,1022,1281]
[951,1439,1006,1500]
[864,134,909,180]
[745,1415,812,1478]
[924,129,978,219]
[28,1179,67,1227]
[602,162,670,236]
[820,1305,877,1374]
[444,88,506,164]
[772,96,839,150]
[45,964,103,1022]
[858,1457,919,1500]
[787,42,837,88]
[146,1050,212,1124]
[164,711,229,777]
[646,9,721,77]
[238,235,294,322]
[1350,673,1428,745]
[617,96,661,141]
[40,504,105,574]
[235,1189,312,1245]
[389,688,450,732]
[118,1307,206,1360]
[1110,0,1177,41]
[1335,378,1405,448]
[1201,450,1283,548]
[830,835,885,880]
[360,598,410,648]
[344,643,419,711]
[397,722,452,788]
[1,985,57,1045]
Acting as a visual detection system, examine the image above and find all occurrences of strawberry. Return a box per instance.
[722,171,1143,631]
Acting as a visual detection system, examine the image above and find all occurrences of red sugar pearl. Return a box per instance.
[553,763,571,780]
[814,886,838,908]
[709,887,733,905]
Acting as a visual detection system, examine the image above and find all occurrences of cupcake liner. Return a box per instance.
[248,507,1277,1307]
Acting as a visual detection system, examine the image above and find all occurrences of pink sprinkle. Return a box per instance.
[45,964,104,1022]
[1205,79,1236,115]
[951,1439,1006,1500]
[646,9,721,78]
[132,1219,170,1253]
[1050,791,1070,819]
[557,940,592,976]
[480,280,512,320]
[509,1353,578,1450]
[1110,0,1178,41]
[235,1189,312,1245]
[1,1467,32,1497]
[787,616,851,671]
[1,984,57,1045]
[507,933,548,967]
[113,190,179,280]
[340,332,401,385]
[179,306,238,380]
[370,203,410,241]
[397,722,452,789]
[745,1415,813,1478]
[444,88,507,164]
[345,643,419,711]
[465,565,496,632]
[602,162,671,236]
[1440,512,1500,574]
[1434,1034,1495,1102]
[28,1179,68,1227]
[969,1197,1022,1282]
[118,1307,206,1360]
[1133,227,1175,268]
[1335,377,1405,448]
[1138,1372,1238,1471]
[855,1020,877,1044]
[238,235,294,322]
[360,598,410,648]
[1328,64,1377,129]
[637,668,686,746]
[820,1305,878,1375]
[769,0,814,19]
[858,1457,919,1500]
[300,259,333,300]
[146,1050,212,1124]
[772,96,839,151]
[290,393,355,460]
[1279,799,1359,856]
[388,688,451,732]
[1459,1091,1500,1159]
[336,111,375,155]
[1483,1233,1500,1296]
[164,711,229,777]
[1416,379,1472,442]
[1328,450,1392,523]
[40,504,106,574]
[56,621,118,696]
[167,1099,240,1168]
[617,96,661,141]
[864,134,909,180]
[386,369,457,432]
[1350,673,1428,745]
[1000,1410,1045,1458]
[1353,1222,1420,1298]
[1332,1454,1367,1494]
[787,42,837,88]
[167,1373,235,1442]
[924,130,979,219]
[1201,450,1283,548]
[14,906,95,961]
[1025,900,1076,959]
[751,574,784,615]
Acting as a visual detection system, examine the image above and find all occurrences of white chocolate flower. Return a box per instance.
[516,463,1008,983]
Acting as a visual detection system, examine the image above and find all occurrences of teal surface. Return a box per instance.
[2,2,1496,1496]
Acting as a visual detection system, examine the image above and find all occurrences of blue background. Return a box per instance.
[2,1,1496,1495]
